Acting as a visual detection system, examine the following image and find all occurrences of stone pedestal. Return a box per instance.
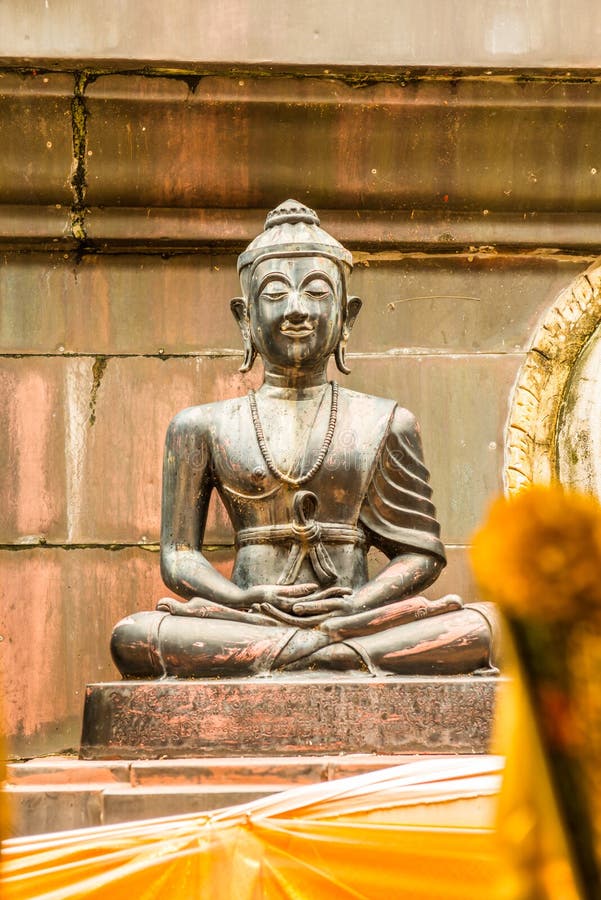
[80,675,499,759]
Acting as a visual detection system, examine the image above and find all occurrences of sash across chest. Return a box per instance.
[235,490,365,585]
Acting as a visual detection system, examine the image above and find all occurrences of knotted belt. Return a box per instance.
[235,490,365,586]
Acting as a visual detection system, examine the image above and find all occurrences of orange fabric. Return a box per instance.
[3,758,501,899]
[2,651,586,899]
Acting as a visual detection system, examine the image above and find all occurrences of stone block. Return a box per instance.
[80,75,601,214]
[0,252,235,355]
[0,73,74,206]
[0,205,72,244]
[6,785,102,837]
[130,758,324,787]
[80,676,499,759]
[0,3,600,70]
[0,547,164,758]
[67,355,259,544]
[0,352,251,546]
[6,753,440,836]
[350,254,590,355]
[7,757,130,785]
[0,251,588,356]
[325,755,428,779]
[0,356,71,543]
[100,785,281,824]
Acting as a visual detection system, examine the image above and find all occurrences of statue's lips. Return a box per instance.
[280,324,315,338]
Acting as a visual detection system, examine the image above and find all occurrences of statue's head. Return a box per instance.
[232,200,362,374]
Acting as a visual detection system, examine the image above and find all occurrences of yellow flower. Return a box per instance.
[470,484,601,622]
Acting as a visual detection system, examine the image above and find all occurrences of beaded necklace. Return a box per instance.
[248,382,338,487]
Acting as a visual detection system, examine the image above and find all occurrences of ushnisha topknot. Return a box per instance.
[264,199,321,229]
[237,199,353,295]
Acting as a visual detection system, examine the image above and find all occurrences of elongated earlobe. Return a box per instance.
[335,295,362,375]
[240,343,257,374]
[230,297,257,373]
[335,342,351,375]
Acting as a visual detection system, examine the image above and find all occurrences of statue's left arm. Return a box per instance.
[288,407,452,629]
[352,404,446,607]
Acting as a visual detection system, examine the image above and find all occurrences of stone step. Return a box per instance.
[5,783,284,836]
[5,754,421,837]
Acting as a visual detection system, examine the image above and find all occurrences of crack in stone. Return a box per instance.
[70,71,90,243]
[1,542,233,552]
[88,355,108,426]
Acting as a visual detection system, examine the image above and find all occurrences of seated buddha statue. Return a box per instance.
[111,200,497,678]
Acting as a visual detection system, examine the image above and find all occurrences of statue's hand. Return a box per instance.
[249,585,353,629]
[244,582,320,609]
[288,586,354,617]
[263,584,352,615]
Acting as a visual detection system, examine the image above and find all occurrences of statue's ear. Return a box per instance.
[230,297,257,373]
[335,296,362,375]
[345,296,362,333]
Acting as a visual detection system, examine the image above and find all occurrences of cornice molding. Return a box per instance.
[4,206,601,253]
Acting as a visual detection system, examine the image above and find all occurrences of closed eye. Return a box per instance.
[304,288,331,300]
[260,279,290,301]
[303,278,332,300]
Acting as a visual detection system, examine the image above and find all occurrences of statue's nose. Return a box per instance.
[284,290,309,322]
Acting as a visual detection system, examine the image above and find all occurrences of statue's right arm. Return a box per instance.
[159,408,248,609]
[159,409,325,615]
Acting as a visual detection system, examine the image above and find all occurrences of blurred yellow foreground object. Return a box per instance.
[472,483,601,899]
[493,633,583,899]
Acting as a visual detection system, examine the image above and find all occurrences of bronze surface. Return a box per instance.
[110,201,497,678]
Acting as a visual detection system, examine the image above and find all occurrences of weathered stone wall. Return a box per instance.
[1,0,601,68]
[2,62,601,757]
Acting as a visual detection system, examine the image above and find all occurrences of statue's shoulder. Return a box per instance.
[338,385,395,413]
[167,396,247,436]
[339,386,414,422]
[384,405,425,461]
[338,386,419,442]
[389,404,419,437]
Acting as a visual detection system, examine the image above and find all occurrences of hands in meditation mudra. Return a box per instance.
[111,200,497,678]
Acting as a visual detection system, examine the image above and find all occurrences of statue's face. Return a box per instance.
[249,255,344,369]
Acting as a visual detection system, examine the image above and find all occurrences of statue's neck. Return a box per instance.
[260,362,330,399]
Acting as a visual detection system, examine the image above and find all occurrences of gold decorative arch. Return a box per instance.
[505,259,601,494]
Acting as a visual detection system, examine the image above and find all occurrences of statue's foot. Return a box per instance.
[156,596,210,617]
[429,594,463,614]
[279,642,370,673]
[156,596,278,626]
